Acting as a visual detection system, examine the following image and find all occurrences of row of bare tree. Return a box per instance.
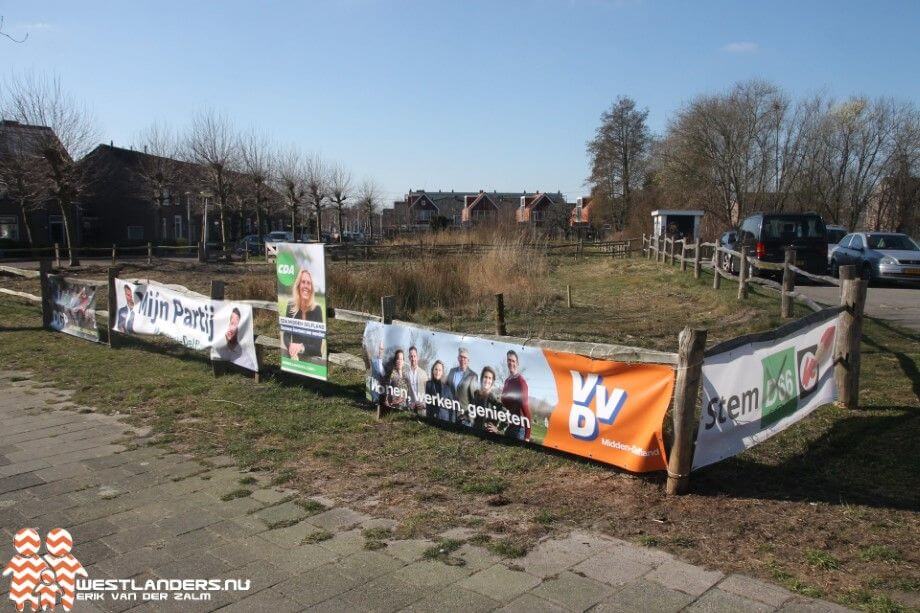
[587,81,920,236]
[0,73,384,264]
[140,112,384,245]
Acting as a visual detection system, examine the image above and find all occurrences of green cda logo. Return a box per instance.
[760,347,798,428]
[276,251,298,287]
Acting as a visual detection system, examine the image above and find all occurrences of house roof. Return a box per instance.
[0,119,68,161]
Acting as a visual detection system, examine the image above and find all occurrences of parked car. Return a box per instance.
[264,231,294,261]
[720,213,829,276]
[825,224,848,263]
[828,232,920,284]
[236,234,264,256]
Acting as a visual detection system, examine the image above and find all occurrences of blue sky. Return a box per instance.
[3,0,918,205]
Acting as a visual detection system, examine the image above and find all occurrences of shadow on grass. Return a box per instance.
[0,325,47,333]
[692,405,919,511]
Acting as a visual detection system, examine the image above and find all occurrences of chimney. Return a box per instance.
[144,145,148,154]
[109,140,113,147]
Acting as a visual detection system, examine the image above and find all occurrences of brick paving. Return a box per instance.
[0,371,855,612]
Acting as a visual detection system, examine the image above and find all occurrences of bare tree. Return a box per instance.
[239,130,276,237]
[0,16,27,43]
[659,80,814,227]
[586,96,651,230]
[355,178,382,241]
[276,148,306,235]
[328,163,352,242]
[135,121,184,242]
[304,154,329,241]
[1,73,99,265]
[186,109,239,245]
[799,97,903,228]
[0,122,46,245]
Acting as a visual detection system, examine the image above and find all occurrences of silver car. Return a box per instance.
[829,232,920,284]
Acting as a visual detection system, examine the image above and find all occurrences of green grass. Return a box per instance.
[0,256,917,611]
[805,549,841,571]
[220,488,252,501]
[294,499,327,515]
[301,529,333,544]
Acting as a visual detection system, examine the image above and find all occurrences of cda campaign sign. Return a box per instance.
[112,279,258,372]
[49,275,100,342]
[363,322,675,473]
[276,243,328,381]
[692,308,841,470]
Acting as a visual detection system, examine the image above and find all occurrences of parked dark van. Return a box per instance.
[720,213,829,276]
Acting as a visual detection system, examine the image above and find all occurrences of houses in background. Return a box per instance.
[0,120,287,249]
[383,189,594,237]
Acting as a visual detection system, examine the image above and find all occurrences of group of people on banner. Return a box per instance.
[370,342,533,442]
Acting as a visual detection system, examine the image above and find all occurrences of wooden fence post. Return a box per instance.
[680,242,688,272]
[737,251,748,300]
[111,244,117,265]
[253,342,264,384]
[147,242,153,265]
[566,284,573,309]
[54,243,61,269]
[107,267,119,348]
[377,295,396,420]
[210,280,226,377]
[494,293,507,336]
[669,238,676,265]
[626,239,631,258]
[666,326,708,495]
[781,248,796,319]
[692,241,701,279]
[834,265,867,410]
[39,260,52,329]
[712,250,722,290]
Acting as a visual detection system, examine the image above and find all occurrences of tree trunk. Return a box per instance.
[59,201,80,266]
[218,203,228,246]
[18,205,35,247]
[315,206,322,242]
[255,206,264,237]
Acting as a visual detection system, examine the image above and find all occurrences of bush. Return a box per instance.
[330,231,550,315]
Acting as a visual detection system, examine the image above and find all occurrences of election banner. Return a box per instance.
[363,322,675,473]
[48,275,99,342]
[275,243,328,381]
[692,308,842,470]
[112,279,258,372]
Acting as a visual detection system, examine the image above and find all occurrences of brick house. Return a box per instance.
[0,120,68,248]
[385,189,567,235]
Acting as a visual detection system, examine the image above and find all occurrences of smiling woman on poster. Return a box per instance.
[283,269,324,359]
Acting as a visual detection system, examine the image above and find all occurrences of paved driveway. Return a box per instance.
[797,284,920,332]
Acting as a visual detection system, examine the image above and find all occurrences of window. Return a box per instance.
[127,226,144,240]
[161,218,168,239]
[416,209,433,223]
[851,235,866,249]
[174,215,183,239]
[763,216,826,240]
[0,216,19,241]
[838,235,854,249]
[867,234,918,251]
[532,209,543,222]
[472,209,495,221]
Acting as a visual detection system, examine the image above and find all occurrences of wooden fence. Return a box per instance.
[2,244,866,495]
[0,241,246,266]
[641,234,846,317]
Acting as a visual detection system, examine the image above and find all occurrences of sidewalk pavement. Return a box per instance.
[0,371,854,612]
